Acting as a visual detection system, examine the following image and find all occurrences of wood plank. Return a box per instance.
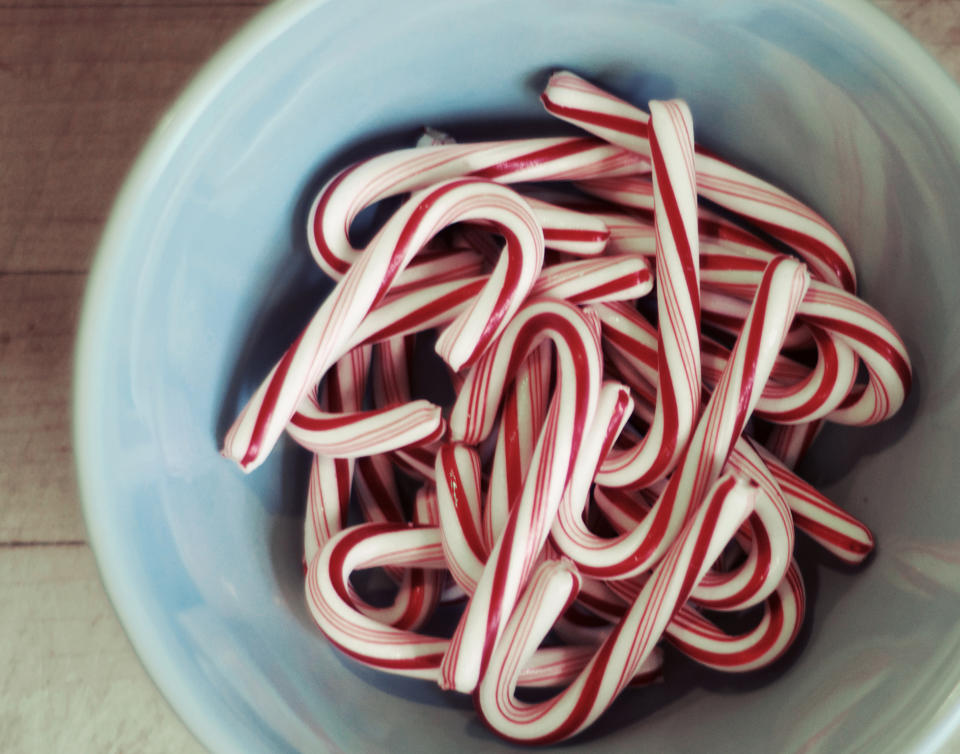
[0,545,204,753]
[0,3,267,274]
[0,273,88,542]
[875,0,960,79]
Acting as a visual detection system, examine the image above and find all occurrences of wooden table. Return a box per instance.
[0,2,957,751]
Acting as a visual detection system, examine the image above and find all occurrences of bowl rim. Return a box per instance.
[73,1,960,752]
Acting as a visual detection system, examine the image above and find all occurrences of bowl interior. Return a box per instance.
[76,0,960,751]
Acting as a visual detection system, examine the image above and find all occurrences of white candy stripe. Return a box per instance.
[308,137,645,278]
[474,474,755,743]
[223,178,544,472]
[440,299,603,693]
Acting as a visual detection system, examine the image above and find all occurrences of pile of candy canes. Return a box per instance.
[222,71,911,744]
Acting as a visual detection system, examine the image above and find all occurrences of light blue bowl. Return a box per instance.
[74,0,960,751]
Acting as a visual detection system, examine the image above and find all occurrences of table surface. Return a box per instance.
[1,1,958,751]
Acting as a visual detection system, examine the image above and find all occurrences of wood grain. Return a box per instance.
[0,274,86,542]
[0,4,265,752]
[0,4,269,274]
[0,1,957,752]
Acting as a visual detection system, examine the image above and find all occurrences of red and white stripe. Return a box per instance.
[540,70,857,293]
[474,474,755,743]
[700,273,912,425]
[307,137,645,278]
[482,344,552,549]
[552,257,808,578]
[306,520,657,687]
[440,299,603,693]
[593,434,795,612]
[221,79,916,744]
[530,255,653,305]
[593,99,702,489]
[754,440,874,564]
[302,344,370,568]
[666,559,806,672]
[223,178,544,472]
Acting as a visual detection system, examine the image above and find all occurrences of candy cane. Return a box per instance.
[597,298,855,426]
[753,440,874,564]
[435,443,487,594]
[307,137,644,278]
[306,521,658,686]
[540,70,857,292]
[598,342,867,570]
[565,527,804,674]
[700,274,912,425]
[482,345,552,549]
[302,344,370,568]
[530,255,653,305]
[592,99,702,489]
[596,443,793,613]
[439,298,603,693]
[694,439,794,610]
[474,473,755,743]
[552,256,808,578]
[665,560,806,672]
[224,178,544,472]
[306,523,450,679]
[295,337,452,459]
[288,400,444,458]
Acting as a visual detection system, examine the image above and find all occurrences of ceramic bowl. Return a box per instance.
[75,0,960,751]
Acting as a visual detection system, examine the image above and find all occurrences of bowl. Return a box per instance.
[74,0,960,751]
